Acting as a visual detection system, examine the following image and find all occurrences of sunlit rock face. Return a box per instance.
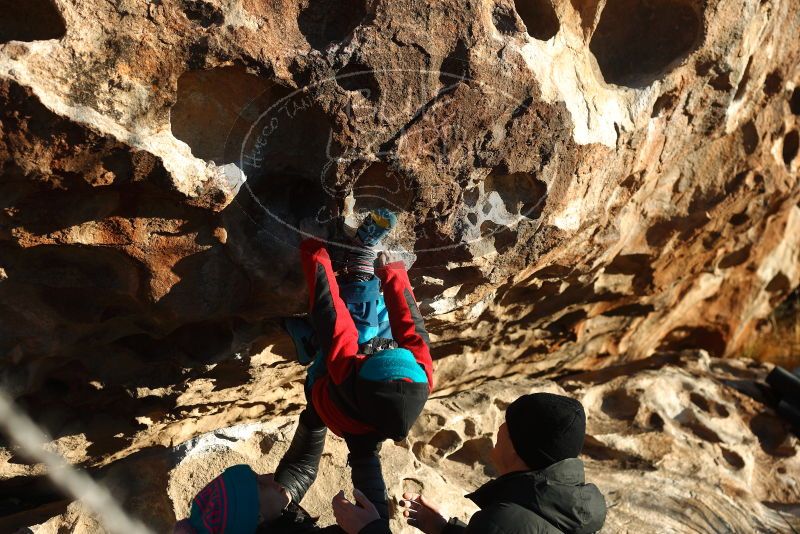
[0,0,799,530]
[13,351,800,533]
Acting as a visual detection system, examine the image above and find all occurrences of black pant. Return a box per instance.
[343,431,389,520]
[300,400,326,429]
[275,402,328,504]
[276,401,390,519]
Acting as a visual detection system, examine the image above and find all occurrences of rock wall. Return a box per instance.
[1,0,800,530]
[11,351,800,533]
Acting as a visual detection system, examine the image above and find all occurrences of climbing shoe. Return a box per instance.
[355,208,397,247]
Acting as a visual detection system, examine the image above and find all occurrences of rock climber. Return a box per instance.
[172,464,342,533]
[334,392,607,534]
[277,208,434,531]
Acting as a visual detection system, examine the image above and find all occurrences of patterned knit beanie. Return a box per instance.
[188,464,260,534]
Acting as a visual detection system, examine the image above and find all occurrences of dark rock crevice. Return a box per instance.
[589,0,704,87]
[335,59,381,102]
[783,130,798,166]
[0,0,66,44]
[298,0,370,51]
[513,0,560,41]
[180,0,225,28]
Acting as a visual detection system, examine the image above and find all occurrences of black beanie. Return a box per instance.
[505,392,586,471]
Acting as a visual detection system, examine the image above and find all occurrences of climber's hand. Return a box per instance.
[400,492,447,534]
[256,473,291,523]
[332,489,381,534]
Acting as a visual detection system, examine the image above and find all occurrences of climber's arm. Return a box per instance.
[375,262,434,389]
[300,239,361,384]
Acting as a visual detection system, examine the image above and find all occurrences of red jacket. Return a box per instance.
[300,239,434,437]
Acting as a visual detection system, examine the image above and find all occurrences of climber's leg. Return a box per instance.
[340,208,397,283]
[300,239,362,385]
[344,433,389,520]
[335,208,396,346]
[338,276,383,344]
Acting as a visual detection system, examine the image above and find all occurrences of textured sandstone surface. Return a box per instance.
[1,0,800,531]
[14,351,800,533]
